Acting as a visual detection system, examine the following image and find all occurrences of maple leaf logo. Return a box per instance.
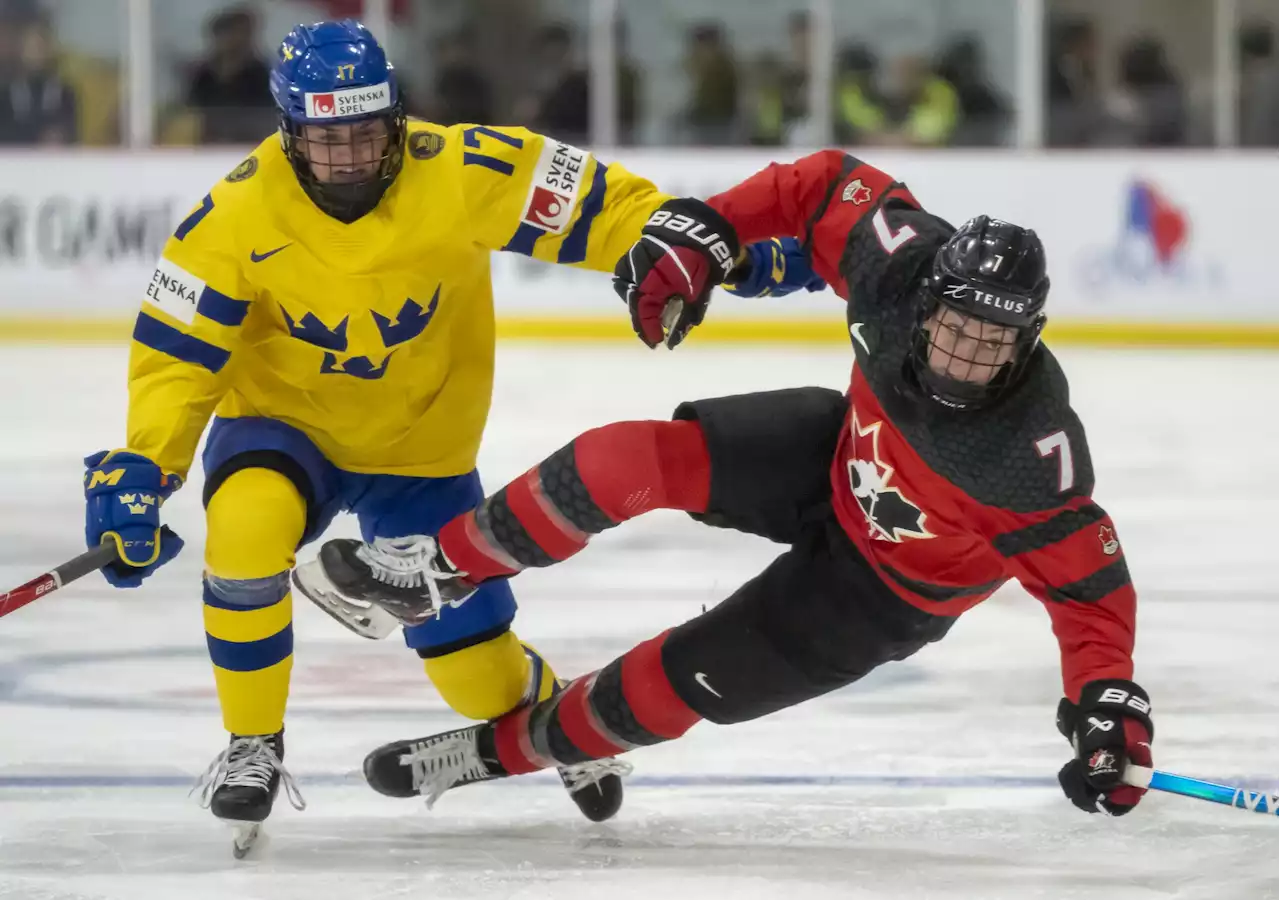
[842,178,873,205]
[1098,524,1120,556]
[846,413,932,543]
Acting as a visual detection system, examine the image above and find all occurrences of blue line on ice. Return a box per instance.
[1,773,1277,790]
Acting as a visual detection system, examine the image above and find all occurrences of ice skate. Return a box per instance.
[292,535,477,636]
[557,757,632,822]
[363,723,631,821]
[363,724,504,807]
[193,730,305,858]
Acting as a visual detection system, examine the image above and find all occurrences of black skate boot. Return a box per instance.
[364,723,507,806]
[363,721,631,822]
[193,730,305,858]
[558,759,631,823]
[292,535,478,637]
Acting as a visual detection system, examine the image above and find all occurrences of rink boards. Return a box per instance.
[0,149,1275,348]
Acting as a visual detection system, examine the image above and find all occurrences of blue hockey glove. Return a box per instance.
[84,450,184,588]
[722,238,827,298]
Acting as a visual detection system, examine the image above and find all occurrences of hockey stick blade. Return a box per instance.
[0,542,120,620]
[1123,765,1279,816]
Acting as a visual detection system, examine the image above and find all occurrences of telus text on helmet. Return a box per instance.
[942,283,1026,315]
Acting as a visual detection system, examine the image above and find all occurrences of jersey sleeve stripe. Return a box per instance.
[991,503,1108,557]
[1043,558,1132,604]
[195,287,250,327]
[800,154,855,248]
[133,312,231,374]
[556,161,608,264]
[501,221,543,256]
[881,564,1004,604]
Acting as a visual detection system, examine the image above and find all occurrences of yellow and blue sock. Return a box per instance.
[203,468,307,736]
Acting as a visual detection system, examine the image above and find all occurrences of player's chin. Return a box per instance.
[327,168,376,184]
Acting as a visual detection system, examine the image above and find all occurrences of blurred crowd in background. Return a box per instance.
[0,0,1274,149]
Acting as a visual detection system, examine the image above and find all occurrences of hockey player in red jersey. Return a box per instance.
[292,150,1154,818]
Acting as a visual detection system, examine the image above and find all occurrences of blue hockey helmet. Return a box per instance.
[269,20,406,222]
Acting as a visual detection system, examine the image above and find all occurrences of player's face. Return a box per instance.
[923,306,1017,385]
[299,120,390,184]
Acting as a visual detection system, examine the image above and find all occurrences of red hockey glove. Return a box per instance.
[1057,678,1154,815]
[613,198,740,349]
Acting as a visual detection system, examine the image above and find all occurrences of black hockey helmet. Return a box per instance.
[910,215,1049,409]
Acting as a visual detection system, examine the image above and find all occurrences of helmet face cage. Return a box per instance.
[908,216,1050,411]
[279,102,406,223]
[909,291,1045,410]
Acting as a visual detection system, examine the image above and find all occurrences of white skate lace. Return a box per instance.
[559,759,634,793]
[356,535,458,607]
[398,731,491,810]
[192,735,307,812]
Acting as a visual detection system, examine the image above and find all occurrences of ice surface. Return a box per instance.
[0,344,1275,900]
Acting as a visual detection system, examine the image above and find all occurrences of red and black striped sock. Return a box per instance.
[439,419,710,582]
[489,629,702,775]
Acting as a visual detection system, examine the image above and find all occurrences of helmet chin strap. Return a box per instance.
[916,361,1011,411]
[303,175,388,223]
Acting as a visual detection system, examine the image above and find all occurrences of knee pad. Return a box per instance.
[205,467,307,581]
[424,632,558,721]
[205,572,292,609]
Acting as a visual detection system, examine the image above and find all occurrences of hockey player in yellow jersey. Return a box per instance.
[80,19,678,843]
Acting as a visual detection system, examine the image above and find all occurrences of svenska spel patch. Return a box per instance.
[519,140,590,234]
[144,257,206,326]
[305,82,392,119]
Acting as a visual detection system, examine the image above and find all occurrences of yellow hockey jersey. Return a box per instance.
[127,122,670,478]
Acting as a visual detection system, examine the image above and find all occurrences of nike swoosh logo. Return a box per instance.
[849,322,870,354]
[250,243,293,263]
[693,672,722,698]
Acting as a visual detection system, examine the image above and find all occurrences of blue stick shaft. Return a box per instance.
[1126,766,1279,815]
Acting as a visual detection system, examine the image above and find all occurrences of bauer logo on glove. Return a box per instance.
[615,198,741,349]
[643,208,737,279]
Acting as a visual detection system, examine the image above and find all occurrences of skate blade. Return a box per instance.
[291,561,399,640]
[230,821,264,859]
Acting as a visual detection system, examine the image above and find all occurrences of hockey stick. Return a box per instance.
[0,542,119,620]
[1123,765,1279,815]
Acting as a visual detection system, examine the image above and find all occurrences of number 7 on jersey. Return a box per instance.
[872,208,917,254]
[1035,430,1075,493]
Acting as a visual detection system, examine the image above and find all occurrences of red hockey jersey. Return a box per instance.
[708,151,1136,701]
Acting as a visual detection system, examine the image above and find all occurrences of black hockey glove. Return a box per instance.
[1057,678,1154,815]
[613,198,740,349]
